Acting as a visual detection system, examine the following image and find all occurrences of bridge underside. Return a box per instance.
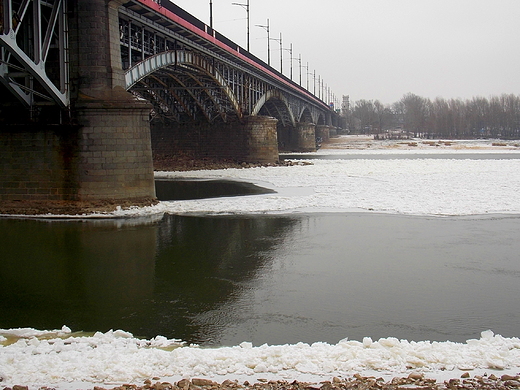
[0,0,69,124]
[0,0,340,206]
[123,49,336,161]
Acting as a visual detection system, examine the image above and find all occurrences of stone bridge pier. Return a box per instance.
[277,123,318,153]
[0,0,156,204]
[71,0,155,201]
[151,116,279,165]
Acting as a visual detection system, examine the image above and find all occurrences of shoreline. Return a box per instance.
[6,372,520,390]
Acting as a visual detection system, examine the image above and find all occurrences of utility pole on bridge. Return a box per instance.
[232,0,250,51]
[256,19,270,66]
[209,0,213,28]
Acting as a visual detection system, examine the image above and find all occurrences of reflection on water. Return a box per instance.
[1,213,520,345]
[151,215,295,343]
[198,214,520,345]
[0,218,158,334]
[0,215,296,343]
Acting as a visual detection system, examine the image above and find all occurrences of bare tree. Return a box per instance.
[349,93,520,139]
[401,93,430,137]
[352,99,377,134]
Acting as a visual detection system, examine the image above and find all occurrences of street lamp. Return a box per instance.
[313,69,316,95]
[256,19,270,66]
[298,53,302,86]
[231,0,249,51]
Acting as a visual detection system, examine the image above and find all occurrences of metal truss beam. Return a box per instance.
[125,49,241,123]
[119,1,335,126]
[0,0,69,108]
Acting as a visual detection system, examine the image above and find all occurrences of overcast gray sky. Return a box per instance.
[170,0,520,105]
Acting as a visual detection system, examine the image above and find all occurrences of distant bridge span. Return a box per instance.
[121,0,338,129]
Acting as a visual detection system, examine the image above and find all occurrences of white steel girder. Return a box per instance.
[0,0,69,107]
[125,50,241,122]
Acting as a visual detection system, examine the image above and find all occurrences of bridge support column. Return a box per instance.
[150,116,278,165]
[316,125,331,143]
[70,0,155,201]
[295,122,317,152]
[75,99,155,200]
[243,116,279,163]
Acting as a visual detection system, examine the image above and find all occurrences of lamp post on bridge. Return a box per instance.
[298,53,302,86]
[313,69,316,96]
[256,19,270,66]
[232,0,250,51]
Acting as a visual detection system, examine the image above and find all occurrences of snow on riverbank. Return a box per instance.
[150,157,520,216]
[105,138,520,218]
[1,327,520,389]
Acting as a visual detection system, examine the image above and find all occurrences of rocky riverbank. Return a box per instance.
[5,373,520,390]
[105,374,520,390]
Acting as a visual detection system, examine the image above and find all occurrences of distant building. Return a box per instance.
[341,95,350,116]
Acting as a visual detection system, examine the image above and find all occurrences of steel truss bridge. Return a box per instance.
[0,0,338,127]
[0,0,68,115]
[0,0,343,204]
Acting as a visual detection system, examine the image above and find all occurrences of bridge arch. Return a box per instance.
[298,107,314,124]
[252,89,296,127]
[317,113,326,126]
[125,51,241,122]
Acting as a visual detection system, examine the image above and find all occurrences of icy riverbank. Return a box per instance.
[1,327,520,389]
[112,138,520,218]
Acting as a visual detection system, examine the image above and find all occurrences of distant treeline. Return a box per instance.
[345,93,520,139]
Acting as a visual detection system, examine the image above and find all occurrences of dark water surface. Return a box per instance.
[1,212,519,345]
[155,179,275,201]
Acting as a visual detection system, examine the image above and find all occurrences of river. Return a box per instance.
[2,205,519,346]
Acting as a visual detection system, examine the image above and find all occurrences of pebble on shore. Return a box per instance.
[6,373,520,390]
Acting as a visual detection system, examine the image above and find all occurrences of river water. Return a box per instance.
[2,205,520,346]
